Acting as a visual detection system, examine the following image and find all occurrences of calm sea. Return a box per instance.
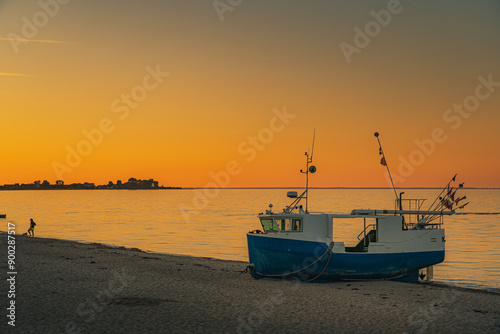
[1,189,498,292]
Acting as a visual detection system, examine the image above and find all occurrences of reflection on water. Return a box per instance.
[1,188,498,291]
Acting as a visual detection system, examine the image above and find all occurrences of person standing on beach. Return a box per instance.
[28,218,36,237]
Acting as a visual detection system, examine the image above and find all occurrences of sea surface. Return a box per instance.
[1,188,499,292]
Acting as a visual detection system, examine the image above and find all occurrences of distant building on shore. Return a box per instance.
[0,178,180,190]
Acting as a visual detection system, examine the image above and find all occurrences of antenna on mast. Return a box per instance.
[310,129,315,162]
[284,130,317,214]
[300,130,316,213]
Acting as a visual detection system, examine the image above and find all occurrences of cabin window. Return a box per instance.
[292,218,302,231]
[276,218,303,232]
[260,218,279,233]
[277,219,290,231]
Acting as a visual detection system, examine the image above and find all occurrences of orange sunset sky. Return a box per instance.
[1,0,499,188]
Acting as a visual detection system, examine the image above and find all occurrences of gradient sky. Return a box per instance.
[1,0,499,188]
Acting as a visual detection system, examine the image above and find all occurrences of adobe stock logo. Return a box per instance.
[213,0,244,21]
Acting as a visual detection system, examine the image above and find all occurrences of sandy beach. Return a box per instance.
[1,232,499,334]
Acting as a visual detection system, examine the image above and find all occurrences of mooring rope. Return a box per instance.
[302,244,334,282]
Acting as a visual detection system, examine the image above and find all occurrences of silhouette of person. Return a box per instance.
[28,218,36,237]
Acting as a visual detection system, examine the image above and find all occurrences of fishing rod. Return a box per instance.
[423,176,461,223]
[427,174,457,212]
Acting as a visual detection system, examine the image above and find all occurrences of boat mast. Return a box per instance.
[374,132,398,202]
[301,130,316,213]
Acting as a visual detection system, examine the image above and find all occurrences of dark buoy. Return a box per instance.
[374,132,379,137]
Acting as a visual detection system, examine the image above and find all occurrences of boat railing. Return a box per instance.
[397,198,426,226]
[357,224,376,241]
[407,222,443,230]
[394,197,453,229]
[405,215,445,230]
[351,209,451,230]
[396,198,426,211]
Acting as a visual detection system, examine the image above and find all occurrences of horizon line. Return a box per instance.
[182,186,500,190]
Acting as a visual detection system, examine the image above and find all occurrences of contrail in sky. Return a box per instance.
[0,72,34,77]
[0,37,69,44]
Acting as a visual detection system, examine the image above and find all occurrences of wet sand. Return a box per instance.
[1,232,499,333]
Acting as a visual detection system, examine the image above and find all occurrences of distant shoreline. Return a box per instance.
[0,177,180,191]
[0,187,182,191]
[197,187,500,190]
[0,187,498,191]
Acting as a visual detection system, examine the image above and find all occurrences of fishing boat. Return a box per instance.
[246,132,469,283]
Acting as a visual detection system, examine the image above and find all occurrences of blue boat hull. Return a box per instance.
[247,234,444,282]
